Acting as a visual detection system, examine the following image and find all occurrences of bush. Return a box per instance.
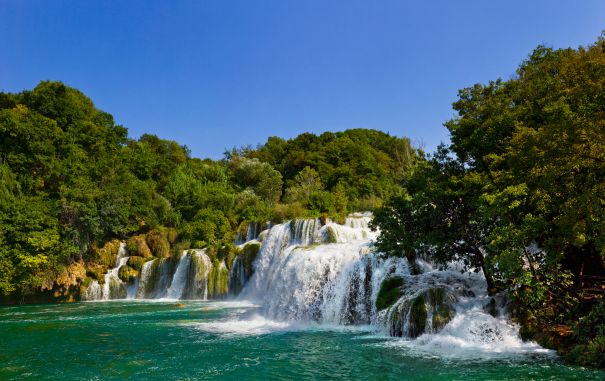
[146,228,170,258]
[272,202,308,223]
[126,235,152,258]
[564,300,605,368]
[93,240,121,268]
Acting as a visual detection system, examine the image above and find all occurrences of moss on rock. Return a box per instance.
[127,256,147,271]
[427,287,455,332]
[127,235,152,258]
[258,230,269,242]
[240,242,261,278]
[118,265,138,283]
[324,226,338,244]
[207,260,230,298]
[86,264,107,284]
[95,239,121,268]
[146,228,171,258]
[376,276,405,311]
[432,304,455,331]
[408,294,428,338]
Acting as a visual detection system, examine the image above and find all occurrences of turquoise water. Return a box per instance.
[0,301,603,380]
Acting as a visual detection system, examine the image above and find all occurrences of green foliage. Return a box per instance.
[565,300,605,367]
[373,35,605,367]
[91,240,121,269]
[241,129,421,218]
[409,294,428,338]
[372,147,497,291]
[229,156,283,204]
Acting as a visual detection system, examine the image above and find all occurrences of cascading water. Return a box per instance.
[80,215,544,356]
[83,242,130,301]
[183,250,213,300]
[83,247,215,301]
[241,216,387,323]
[236,215,541,354]
[166,252,191,299]
[136,259,157,299]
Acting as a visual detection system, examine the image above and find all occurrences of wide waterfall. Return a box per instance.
[235,214,538,352]
[81,214,538,353]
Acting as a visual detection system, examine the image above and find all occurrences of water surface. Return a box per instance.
[0,301,602,380]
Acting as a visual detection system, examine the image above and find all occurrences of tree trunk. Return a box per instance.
[473,248,496,296]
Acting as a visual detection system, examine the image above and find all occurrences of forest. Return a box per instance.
[0,84,417,300]
[0,36,604,367]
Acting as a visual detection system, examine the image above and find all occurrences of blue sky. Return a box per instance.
[1,1,604,159]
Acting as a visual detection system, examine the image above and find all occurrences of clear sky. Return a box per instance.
[1,1,604,159]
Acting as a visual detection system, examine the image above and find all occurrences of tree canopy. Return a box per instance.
[0,81,416,298]
[372,35,605,364]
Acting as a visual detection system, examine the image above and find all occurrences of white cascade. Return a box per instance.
[136,259,157,299]
[184,250,213,300]
[237,216,539,354]
[166,252,192,299]
[228,256,246,295]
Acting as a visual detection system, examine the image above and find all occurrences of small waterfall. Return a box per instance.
[166,252,191,299]
[228,256,246,296]
[83,246,218,301]
[82,242,130,301]
[136,259,157,299]
[102,255,129,300]
[236,221,265,244]
[82,280,102,301]
[126,278,138,299]
[183,250,213,300]
[291,218,321,245]
[241,223,295,299]
[344,213,372,229]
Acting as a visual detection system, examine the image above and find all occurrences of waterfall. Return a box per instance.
[234,215,532,352]
[82,280,102,301]
[166,252,191,299]
[290,218,321,245]
[183,250,213,300]
[136,259,157,299]
[228,257,246,296]
[79,214,540,354]
[236,221,265,244]
[83,247,217,301]
[81,242,129,301]
[241,218,387,322]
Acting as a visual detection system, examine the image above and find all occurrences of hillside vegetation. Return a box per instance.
[0,82,417,300]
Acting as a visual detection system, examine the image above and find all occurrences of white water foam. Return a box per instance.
[194,314,294,336]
